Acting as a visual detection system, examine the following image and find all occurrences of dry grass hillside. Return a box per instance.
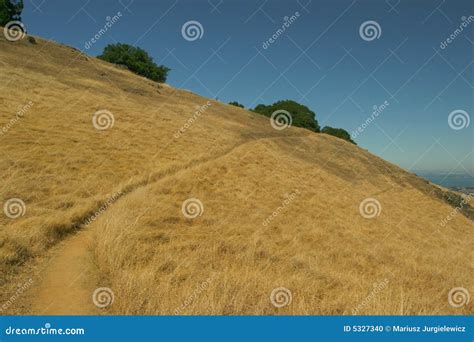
[0,34,472,315]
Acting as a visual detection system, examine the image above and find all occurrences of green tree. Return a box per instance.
[0,0,23,26]
[253,100,320,132]
[321,126,356,144]
[98,43,170,83]
[229,101,244,108]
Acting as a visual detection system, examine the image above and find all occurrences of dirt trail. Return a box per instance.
[15,135,300,315]
[29,228,99,315]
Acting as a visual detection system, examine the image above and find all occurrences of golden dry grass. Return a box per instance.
[0,34,472,315]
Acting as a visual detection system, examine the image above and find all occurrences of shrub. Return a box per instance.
[98,43,170,83]
[229,101,244,108]
[253,100,320,132]
[0,0,23,26]
[321,126,356,144]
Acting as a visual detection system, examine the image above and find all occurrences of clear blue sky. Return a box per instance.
[22,0,473,176]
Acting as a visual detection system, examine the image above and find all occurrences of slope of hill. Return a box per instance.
[0,34,472,315]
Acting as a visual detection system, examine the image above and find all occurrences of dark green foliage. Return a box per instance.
[438,189,474,220]
[321,126,356,144]
[98,43,170,83]
[27,36,36,44]
[0,0,23,26]
[229,101,244,108]
[441,191,464,209]
[253,100,320,132]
